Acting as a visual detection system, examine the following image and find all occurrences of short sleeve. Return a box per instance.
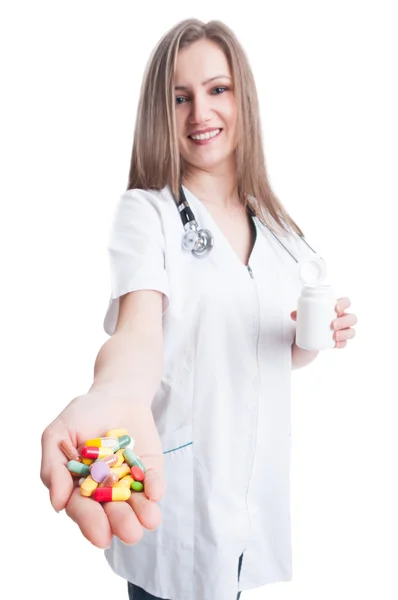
[103,189,170,335]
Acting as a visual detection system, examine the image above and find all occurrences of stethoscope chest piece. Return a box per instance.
[192,228,214,258]
[181,223,214,258]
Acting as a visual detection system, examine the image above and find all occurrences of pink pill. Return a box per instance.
[90,461,111,483]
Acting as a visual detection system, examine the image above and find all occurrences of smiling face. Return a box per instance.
[174,38,238,175]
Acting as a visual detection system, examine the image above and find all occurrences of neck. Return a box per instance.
[182,164,241,210]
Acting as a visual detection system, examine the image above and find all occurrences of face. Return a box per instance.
[174,39,238,175]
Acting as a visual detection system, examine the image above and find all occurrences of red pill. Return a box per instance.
[80,446,113,459]
[131,466,145,482]
[92,487,131,502]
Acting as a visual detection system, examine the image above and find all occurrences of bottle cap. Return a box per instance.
[298,254,327,285]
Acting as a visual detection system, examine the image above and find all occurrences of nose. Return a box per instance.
[189,93,211,125]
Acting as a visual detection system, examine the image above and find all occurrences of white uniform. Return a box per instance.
[103,185,314,600]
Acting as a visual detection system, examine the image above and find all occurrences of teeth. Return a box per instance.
[190,129,221,141]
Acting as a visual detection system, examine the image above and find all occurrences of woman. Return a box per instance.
[40,18,357,600]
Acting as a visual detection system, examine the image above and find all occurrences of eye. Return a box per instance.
[212,86,228,94]
[175,96,187,105]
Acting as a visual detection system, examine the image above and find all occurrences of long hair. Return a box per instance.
[127,18,303,236]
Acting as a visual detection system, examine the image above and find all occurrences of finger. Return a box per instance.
[290,311,297,321]
[335,340,348,349]
[65,487,113,549]
[334,328,356,342]
[104,500,145,545]
[129,489,163,530]
[332,314,358,330]
[335,297,351,314]
[41,429,74,512]
[142,466,166,502]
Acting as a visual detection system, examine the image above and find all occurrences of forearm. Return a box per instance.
[88,328,163,407]
[291,339,319,370]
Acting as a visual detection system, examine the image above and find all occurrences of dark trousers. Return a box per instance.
[128,553,244,599]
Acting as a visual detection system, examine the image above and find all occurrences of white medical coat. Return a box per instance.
[103,185,314,600]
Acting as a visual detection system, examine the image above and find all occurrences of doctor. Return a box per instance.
[40,18,358,600]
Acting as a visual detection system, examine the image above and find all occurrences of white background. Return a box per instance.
[1,1,397,598]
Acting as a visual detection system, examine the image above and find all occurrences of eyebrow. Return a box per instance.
[174,75,232,91]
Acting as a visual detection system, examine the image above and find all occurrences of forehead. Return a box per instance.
[174,39,231,84]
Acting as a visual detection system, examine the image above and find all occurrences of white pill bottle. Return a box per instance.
[295,255,336,351]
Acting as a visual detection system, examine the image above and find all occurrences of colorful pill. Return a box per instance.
[131,466,145,482]
[100,472,119,487]
[81,446,113,459]
[100,454,118,467]
[105,428,129,438]
[80,475,98,497]
[67,460,90,477]
[110,463,130,480]
[131,480,144,492]
[113,449,125,467]
[114,475,134,488]
[112,435,132,452]
[84,437,119,448]
[90,461,111,483]
[123,449,146,472]
[60,439,80,461]
[81,457,94,465]
[92,487,131,502]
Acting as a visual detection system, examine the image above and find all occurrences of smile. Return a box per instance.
[188,129,222,144]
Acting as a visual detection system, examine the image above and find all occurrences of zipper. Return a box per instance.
[247,264,254,279]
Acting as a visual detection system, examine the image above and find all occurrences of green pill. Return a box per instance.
[67,460,90,477]
[131,481,144,492]
[123,448,146,472]
[112,435,132,452]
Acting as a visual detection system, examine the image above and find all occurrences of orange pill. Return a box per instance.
[60,439,80,462]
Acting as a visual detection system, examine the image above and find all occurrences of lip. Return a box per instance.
[188,127,222,137]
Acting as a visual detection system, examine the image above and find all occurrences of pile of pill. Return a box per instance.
[60,428,146,502]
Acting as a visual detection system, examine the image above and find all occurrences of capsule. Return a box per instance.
[80,475,98,497]
[105,428,129,438]
[100,453,118,467]
[123,448,146,472]
[81,446,113,459]
[110,463,130,480]
[81,457,94,465]
[67,460,90,477]
[113,449,125,467]
[84,437,119,448]
[92,487,131,502]
[114,475,134,488]
[99,472,119,487]
[60,439,80,462]
[112,435,132,452]
[131,466,145,482]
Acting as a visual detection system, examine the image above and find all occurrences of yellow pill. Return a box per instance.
[85,437,118,448]
[114,475,134,488]
[105,428,129,438]
[113,449,125,467]
[81,458,94,465]
[80,475,98,497]
[110,463,130,480]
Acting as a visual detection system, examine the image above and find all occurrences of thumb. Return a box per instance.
[142,456,166,502]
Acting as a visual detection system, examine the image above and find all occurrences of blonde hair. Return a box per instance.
[127,18,303,236]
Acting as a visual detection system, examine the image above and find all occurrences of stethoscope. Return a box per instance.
[177,184,320,267]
